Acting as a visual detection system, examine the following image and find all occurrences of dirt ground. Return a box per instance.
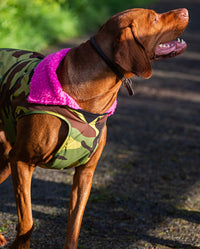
[1,0,200,248]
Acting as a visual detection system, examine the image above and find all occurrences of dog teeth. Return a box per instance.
[159,44,167,47]
[177,38,185,44]
[159,43,171,48]
[159,38,185,49]
[181,39,185,44]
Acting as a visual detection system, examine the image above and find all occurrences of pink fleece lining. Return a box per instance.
[28,49,117,116]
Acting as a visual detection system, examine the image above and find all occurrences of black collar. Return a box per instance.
[90,36,134,96]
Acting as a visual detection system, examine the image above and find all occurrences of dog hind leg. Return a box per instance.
[0,163,11,184]
[10,159,35,249]
[0,234,7,246]
[0,130,12,246]
[0,130,12,184]
[0,162,11,184]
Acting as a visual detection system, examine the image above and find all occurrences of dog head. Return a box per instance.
[97,8,189,79]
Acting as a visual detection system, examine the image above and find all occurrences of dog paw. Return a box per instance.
[0,234,7,246]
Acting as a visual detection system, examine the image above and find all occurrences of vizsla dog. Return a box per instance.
[0,8,189,249]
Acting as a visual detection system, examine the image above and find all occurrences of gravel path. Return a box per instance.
[1,0,200,248]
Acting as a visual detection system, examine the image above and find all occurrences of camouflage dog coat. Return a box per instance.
[0,48,110,169]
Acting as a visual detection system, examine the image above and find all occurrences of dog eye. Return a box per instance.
[153,15,159,24]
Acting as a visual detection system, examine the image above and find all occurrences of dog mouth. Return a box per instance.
[154,38,187,60]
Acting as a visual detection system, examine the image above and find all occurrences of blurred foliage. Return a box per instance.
[0,0,154,51]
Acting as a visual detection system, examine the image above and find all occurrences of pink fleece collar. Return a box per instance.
[28,49,117,116]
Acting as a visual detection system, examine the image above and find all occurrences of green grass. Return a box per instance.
[0,223,7,232]
[0,0,154,51]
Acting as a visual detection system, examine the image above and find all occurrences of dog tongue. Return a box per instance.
[155,39,187,59]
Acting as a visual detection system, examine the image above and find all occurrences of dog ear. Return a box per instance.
[114,27,152,79]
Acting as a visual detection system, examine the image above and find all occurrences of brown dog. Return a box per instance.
[0,8,189,249]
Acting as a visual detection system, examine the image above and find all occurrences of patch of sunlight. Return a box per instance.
[181,51,200,61]
[153,70,200,83]
[137,85,200,103]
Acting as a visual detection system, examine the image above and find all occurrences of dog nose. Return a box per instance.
[179,8,189,19]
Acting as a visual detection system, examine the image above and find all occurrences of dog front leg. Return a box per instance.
[10,161,35,249]
[64,128,107,249]
[64,164,96,249]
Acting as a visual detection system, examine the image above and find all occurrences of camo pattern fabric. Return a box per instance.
[0,49,44,143]
[0,49,107,169]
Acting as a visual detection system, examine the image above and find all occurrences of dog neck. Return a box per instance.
[57,39,128,114]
